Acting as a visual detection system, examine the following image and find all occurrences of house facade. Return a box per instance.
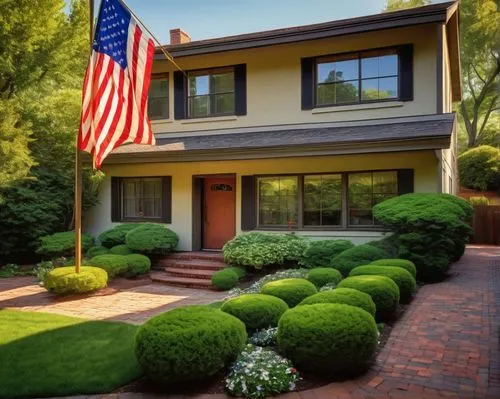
[84,1,461,251]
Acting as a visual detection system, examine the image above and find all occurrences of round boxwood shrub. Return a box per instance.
[350,265,416,303]
[332,244,388,276]
[221,294,289,332]
[298,288,376,317]
[125,224,179,255]
[135,305,247,384]
[226,266,247,278]
[337,275,400,321]
[37,231,94,259]
[43,266,108,294]
[124,254,151,277]
[109,244,133,255]
[261,278,317,307]
[212,269,239,291]
[86,245,109,258]
[278,303,378,374]
[90,254,128,278]
[370,258,417,279]
[98,223,145,248]
[307,267,343,288]
[300,239,354,268]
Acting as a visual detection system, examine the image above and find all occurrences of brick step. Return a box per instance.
[151,272,214,289]
[157,259,226,270]
[169,251,224,262]
[164,267,215,280]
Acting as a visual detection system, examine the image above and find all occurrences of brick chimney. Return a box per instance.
[170,28,191,45]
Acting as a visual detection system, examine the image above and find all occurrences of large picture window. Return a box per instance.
[122,178,162,219]
[304,174,342,226]
[148,76,169,119]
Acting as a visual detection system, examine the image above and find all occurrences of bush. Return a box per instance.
[135,305,246,384]
[298,288,376,317]
[86,246,109,258]
[43,266,107,294]
[221,294,289,332]
[90,254,128,278]
[98,224,144,248]
[337,276,399,321]
[307,267,343,288]
[124,254,151,277]
[332,244,388,276]
[469,196,489,206]
[109,244,132,255]
[37,231,94,259]
[226,266,247,278]
[458,145,500,191]
[212,269,239,291]
[370,258,417,279]
[350,265,416,303]
[261,278,317,307]
[278,303,378,374]
[125,224,179,255]
[299,239,354,268]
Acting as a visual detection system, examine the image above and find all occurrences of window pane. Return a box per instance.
[304,174,341,226]
[211,72,234,93]
[361,78,379,101]
[189,75,209,96]
[317,62,336,84]
[258,177,298,226]
[316,84,335,105]
[148,97,168,119]
[379,54,398,76]
[188,95,210,117]
[379,77,398,99]
[143,181,156,198]
[373,171,398,193]
[349,209,373,225]
[143,199,154,217]
[348,173,373,225]
[122,178,162,219]
[335,81,359,104]
[214,92,235,114]
[149,79,168,98]
[335,59,358,81]
[361,56,379,79]
[304,176,321,226]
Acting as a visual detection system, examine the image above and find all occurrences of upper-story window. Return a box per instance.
[148,75,169,120]
[315,49,399,106]
[188,68,235,118]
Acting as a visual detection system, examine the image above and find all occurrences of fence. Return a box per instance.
[471,205,500,245]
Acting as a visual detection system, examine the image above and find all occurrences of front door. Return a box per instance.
[203,177,236,250]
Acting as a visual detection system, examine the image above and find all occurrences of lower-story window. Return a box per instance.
[258,176,298,226]
[122,178,162,219]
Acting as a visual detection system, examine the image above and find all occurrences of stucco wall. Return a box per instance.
[84,150,439,250]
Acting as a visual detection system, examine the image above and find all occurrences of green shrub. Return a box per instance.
[90,254,128,278]
[337,275,400,321]
[98,224,145,248]
[226,266,247,278]
[124,254,151,277]
[458,145,500,191]
[109,244,132,255]
[299,239,354,268]
[350,265,416,303]
[212,269,239,291]
[278,303,378,374]
[36,231,94,259]
[298,288,376,317]
[332,244,388,276]
[366,236,400,258]
[307,267,343,288]
[370,258,417,279]
[221,294,289,332]
[135,305,247,384]
[86,246,109,258]
[43,266,107,294]
[125,224,179,255]
[469,196,489,206]
[261,278,317,307]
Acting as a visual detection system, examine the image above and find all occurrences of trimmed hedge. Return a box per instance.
[332,244,388,276]
[212,269,239,291]
[278,303,378,374]
[37,231,94,259]
[350,265,416,303]
[109,245,133,255]
[86,246,109,258]
[298,288,376,317]
[299,239,354,268]
[135,305,247,383]
[337,275,400,321]
[370,259,417,279]
[124,254,151,277]
[98,224,144,248]
[125,224,179,255]
[307,267,343,288]
[261,278,317,307]
[221,294,289,332]
[43,266,108,294]
[90,254,128,278]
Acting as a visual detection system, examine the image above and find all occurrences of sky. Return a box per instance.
[85,0,449,45]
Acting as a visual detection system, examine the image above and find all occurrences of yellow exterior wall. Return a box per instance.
[150,24,438,134]
[84,150,439,250]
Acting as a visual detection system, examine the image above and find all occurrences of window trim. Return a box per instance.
[313,46,401,108]
[148,73,170,120]
[121,177,163,222]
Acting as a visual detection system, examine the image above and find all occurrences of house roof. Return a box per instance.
[104,113,456,164]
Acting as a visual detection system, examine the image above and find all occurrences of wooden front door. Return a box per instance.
[203,177,236,249]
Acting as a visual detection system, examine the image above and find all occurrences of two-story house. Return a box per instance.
[85,1,461,252]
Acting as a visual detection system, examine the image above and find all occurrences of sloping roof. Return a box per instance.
[105,113,456,164]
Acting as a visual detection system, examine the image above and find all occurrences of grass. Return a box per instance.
[0,309,142,398]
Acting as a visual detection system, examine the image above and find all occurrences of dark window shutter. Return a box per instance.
[398,44,413,101]
[234,64,247,116]
[174,71,186,119]
[241,175,256,231]
[301,57,315,110]
[397,169,414,195]
[111,177,122,222]
[161,176,172,223]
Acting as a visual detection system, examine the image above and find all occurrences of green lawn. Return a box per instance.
[0,309,142,398]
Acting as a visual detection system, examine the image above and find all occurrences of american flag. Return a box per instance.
[79,0,155,168]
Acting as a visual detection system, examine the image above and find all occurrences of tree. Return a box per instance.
[458,145,500,191]
[384,0,430,11]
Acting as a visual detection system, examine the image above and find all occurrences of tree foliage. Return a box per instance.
[384,0,430,11]
[458,145,500,191]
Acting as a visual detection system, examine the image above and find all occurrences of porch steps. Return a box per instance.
[151,251,227,290]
